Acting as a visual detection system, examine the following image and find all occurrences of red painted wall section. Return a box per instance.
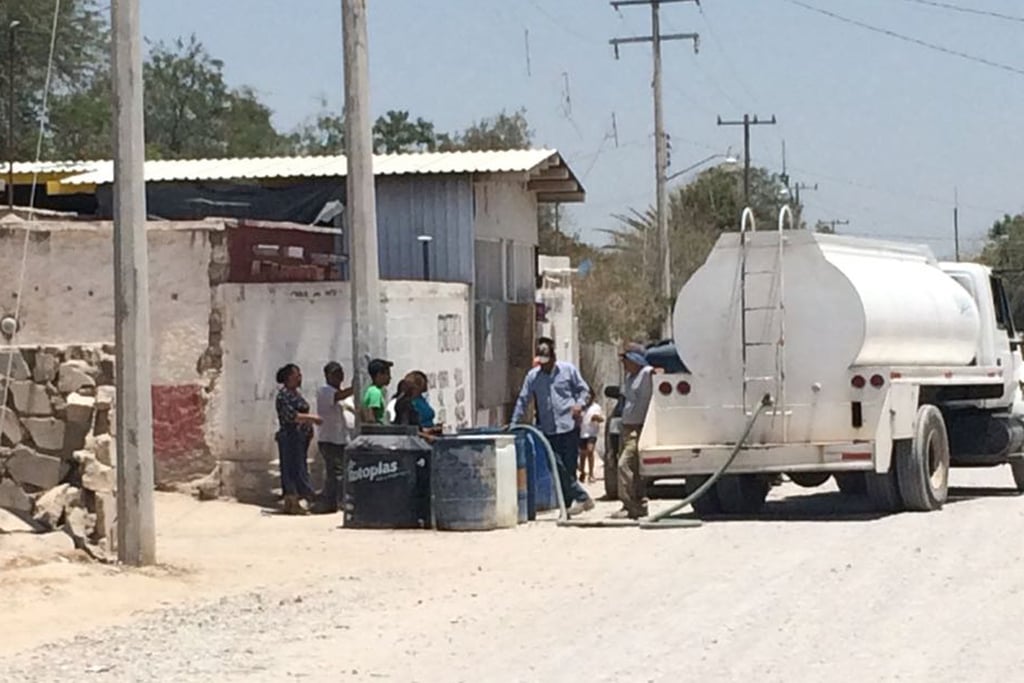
[151,384,212,481]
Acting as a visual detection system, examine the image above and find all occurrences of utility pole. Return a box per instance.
[610,0,699,338]
[717,113,776,206]
[110,0,155,566]
[342,0,382,430]
[793,181,817,228]
[953,187,960,261]
[6,19,19,211]
[821,219,849,234]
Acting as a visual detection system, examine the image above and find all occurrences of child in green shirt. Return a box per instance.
[362,358,393,424]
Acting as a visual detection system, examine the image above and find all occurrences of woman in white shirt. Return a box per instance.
[578,390,605,483]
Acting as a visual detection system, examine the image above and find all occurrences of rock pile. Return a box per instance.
[0,345,117,554]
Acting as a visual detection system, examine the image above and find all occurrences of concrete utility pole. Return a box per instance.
[793,181,817,228]
[342,0,382,428]
[717,114,776,207]
[110,0,155,566]
[610,0,699,339]
[953,187,960,261]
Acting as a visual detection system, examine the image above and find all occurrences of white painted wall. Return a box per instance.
[215,280,473,500]
[473,177,539,245]
[0,221,216,385]
[382,280,474,430]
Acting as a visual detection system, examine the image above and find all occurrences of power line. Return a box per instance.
[899,0,1024,24]
[781,0,1024,77]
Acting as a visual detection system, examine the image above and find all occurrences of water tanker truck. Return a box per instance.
[639,207,1024,514]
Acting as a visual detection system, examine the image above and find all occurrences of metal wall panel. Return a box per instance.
[376,175,474,284]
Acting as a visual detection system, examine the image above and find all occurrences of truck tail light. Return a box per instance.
[676,381,691,396]
[870,374,885,388]
[851,375,866,389]
[658,381,673,396]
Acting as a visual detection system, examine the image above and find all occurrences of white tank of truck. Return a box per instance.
[639,207,1024,515]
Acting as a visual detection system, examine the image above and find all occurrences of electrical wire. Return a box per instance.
[781,0,1024,77]
[899,0,1024,24]
[0,0,61,430]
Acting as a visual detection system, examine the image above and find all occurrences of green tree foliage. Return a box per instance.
[567,165,794,343]
[372,110,437,154]
[980,213,1024,325]
[439,108,532,151]
[143,35,285,158]
[2,0,107,158]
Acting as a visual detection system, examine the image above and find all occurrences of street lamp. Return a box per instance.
[6,19,19,212]
[417,234,432,281]
[665,151,738,182]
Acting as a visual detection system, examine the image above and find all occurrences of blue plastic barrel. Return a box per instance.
[524,430,558,511]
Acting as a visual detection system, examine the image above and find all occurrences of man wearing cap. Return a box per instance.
[512,336,595,516]
[611,346,656,519]
[362,358,393,424]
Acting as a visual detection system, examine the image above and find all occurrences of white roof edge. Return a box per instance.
[56,149,577,188]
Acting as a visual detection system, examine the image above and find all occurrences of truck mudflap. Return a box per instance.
[639,442,875,477]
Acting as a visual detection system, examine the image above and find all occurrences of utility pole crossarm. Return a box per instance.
[612,0,699,6]
[717,113,777,207]
[610,32,699,47]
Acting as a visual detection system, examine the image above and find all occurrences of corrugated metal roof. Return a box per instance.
[0,160,101,174]
[58,149,571,185]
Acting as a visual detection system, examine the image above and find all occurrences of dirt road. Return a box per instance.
[2,468,1024,682]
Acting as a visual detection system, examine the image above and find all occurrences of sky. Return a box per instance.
[142,0,1024,257]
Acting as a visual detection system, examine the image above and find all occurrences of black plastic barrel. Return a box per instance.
[343,425,432,529]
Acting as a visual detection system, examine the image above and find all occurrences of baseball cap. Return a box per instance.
[536,340,553,363]
[367,358,393,376]
[621,350,649,367]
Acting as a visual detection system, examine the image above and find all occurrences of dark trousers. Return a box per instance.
[545,429,591,505]
[318,442,345,511]
[276,428,314,497]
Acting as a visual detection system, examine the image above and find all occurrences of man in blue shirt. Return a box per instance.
[512,337,595,516]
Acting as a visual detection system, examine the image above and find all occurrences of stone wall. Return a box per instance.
[0,344,117,550]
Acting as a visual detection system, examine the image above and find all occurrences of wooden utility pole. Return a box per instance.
[717,113,777,206]
[110,0,155,566]
[342,0,382,428]
[610,0,698,339]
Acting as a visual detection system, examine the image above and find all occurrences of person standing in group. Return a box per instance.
[611,348,656,519]
[362,358,393,424]
[511,337,595,516]
[578,390,604,484]
[275,363,321,515]
[409,370,442,434]
[316,361,354,514]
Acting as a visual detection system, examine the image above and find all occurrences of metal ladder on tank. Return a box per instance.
[739,206,794,438]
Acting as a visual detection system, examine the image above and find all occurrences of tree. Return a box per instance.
[2,0,108,159]
[288,102,345,155]
[440,108,532,151]
[980,214,1024,325]
[373,110,437,154]
[143,35,284,159]
[572,165,795,343]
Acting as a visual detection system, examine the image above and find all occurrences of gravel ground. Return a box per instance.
[3,468,1024,682]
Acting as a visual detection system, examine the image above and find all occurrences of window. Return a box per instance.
[474,239,503,300]
[991,276,1017,337]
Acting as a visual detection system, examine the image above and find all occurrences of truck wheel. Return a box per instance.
[789,472,831,488]
[603,451,619,500]
[715,474,770,514]
[897,405,950,511]
[865,442,906,513]
[1011,459,1024,493]
[834,472,867,496]
[684,476,722,516]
